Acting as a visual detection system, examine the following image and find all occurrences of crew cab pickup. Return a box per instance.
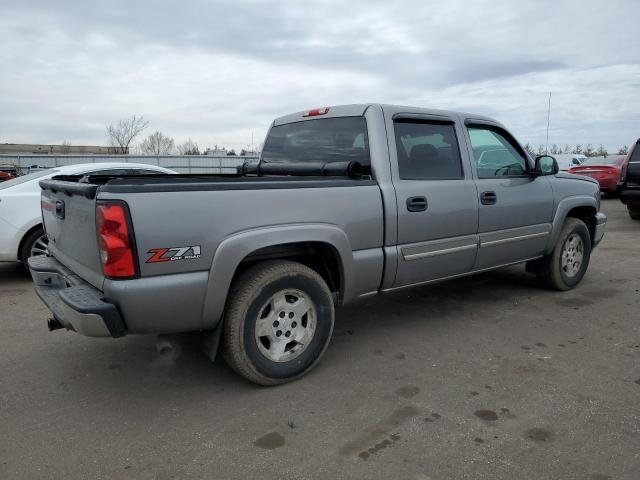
[619,138,640,220]
[30,104,607,385]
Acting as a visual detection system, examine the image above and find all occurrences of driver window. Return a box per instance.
[468,127,527,178]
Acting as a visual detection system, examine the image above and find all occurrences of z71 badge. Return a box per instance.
[146,245,201,263]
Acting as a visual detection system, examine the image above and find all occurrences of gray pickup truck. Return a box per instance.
[30,104,606,385]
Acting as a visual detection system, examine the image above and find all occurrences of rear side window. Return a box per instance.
[394,120,463,179]
[261,117,370,166]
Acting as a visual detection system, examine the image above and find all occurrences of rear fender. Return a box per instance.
[200,223,353,330]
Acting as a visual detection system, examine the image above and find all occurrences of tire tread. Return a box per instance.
[221,260,333,386]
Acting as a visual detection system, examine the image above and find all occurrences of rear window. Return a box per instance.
[0,169,57,190]
[261,117,370,166]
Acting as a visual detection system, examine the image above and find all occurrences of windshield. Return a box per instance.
[0,169,57,190]
[581,156,624,166]
[261,117,370,166]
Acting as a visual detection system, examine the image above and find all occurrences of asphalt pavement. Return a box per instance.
[1,198,638,479]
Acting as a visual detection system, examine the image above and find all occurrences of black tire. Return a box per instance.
[628,206,640,220]
[222,260,335,385]
[536,218,591,291]
[19,226,48,265]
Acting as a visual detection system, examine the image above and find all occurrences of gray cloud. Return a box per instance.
[1,0,639,151]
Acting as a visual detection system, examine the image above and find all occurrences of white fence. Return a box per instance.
[0,154,259,174]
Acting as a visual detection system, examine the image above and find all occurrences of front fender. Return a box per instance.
[200,223,354,330]
[545,195,598,254]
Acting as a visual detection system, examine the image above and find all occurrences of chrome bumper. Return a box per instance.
[28,256,126,338]
[593,212,607,247]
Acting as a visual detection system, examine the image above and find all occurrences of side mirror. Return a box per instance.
[534,155,559,176]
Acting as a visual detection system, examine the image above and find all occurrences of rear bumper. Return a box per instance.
[593,212,607,247]
[28,256,126,337]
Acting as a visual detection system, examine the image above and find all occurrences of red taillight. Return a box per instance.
[303,107,330,117]
[96,203,136,278]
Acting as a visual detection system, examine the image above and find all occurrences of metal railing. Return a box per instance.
[0,154,260,175]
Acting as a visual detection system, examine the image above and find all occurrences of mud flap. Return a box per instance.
[201,325,224,363]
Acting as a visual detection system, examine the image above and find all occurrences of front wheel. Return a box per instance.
[536,218,592,291]
[222,260,335,385]
[628,206,640,220]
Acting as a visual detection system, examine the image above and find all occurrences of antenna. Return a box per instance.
[545,92,551,154]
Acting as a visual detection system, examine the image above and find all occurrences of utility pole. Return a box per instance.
[545,92,551,154]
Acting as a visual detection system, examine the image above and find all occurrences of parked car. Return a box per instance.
[568,155,627,193]
[554,153,587,171]
[0,163,175,265]
[30,104,606,385]
[618,139,640,219]
[0,171,15,182]
[0,163,21,181]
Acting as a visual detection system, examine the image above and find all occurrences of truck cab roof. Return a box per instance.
[273,103,498,127]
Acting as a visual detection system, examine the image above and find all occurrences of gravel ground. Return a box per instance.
[0,198,638,479]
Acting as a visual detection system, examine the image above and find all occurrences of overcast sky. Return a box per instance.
[1,0,638,152]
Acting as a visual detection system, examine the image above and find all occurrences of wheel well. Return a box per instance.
[17,223,43,262]
[566,206,596,243]
[235,242,343,301]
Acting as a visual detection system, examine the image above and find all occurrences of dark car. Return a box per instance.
[618,139,640,219]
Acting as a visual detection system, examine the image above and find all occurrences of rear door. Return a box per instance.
[388,114,479,287]
[463,121,553,269]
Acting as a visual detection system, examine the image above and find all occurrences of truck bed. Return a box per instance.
[38,173,384,334]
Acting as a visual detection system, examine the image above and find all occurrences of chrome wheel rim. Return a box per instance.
[561,233,583,278]
[30,234,49,258]
[254,289,316,363]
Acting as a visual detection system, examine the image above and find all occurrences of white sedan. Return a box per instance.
[0,162,175,265]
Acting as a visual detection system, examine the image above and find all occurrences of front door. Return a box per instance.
[391,117,479,287]
[464,124,554,269]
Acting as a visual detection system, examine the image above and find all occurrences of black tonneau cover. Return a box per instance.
[40,173,375,198]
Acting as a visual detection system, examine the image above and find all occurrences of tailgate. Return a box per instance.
[40,180,105,289]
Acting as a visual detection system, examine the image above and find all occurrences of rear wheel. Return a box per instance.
[20,227,49,265]
[222,260,335,385]
[536,218,591,291]
[628,206,640,220]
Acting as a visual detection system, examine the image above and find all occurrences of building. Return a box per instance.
[0,143,128,155]
[204,147,228,156]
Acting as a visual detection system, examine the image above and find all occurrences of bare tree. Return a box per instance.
[618,146,629,155]
[60,140,72,154]
[596,144,608,157]
[106,115,149,154]
[177,139,200,155]
[524,143,535,157]
[537,144,545,155]
[140,131,175,155]
[563,144,571,154]
[573,144,583,154]
[550,144,560,155]
[584,144,595,157]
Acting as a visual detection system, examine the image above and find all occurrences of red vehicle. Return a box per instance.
[568,156,626,193]
[0,171,16,182]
